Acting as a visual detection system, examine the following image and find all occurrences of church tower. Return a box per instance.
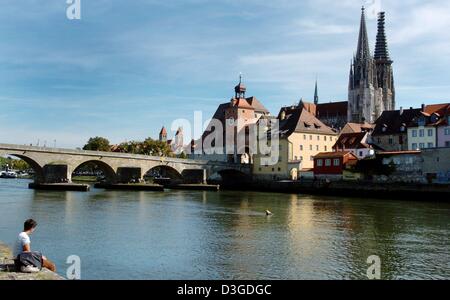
[348,8,395,124]
[348,7,376,123]
[314,79,319,105]
[159,127,167,142]
[374,12,395,113]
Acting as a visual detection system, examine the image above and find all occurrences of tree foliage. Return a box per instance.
[0,157,30,171]
[82,136,174,157]
[82,137,111,152]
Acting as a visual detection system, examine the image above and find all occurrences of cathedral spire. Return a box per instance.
[374,12,391,61]
[356,6,371,60]
[314,78,319,105]
[349,61,354,89]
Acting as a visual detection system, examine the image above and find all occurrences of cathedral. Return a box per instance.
[348,7,395,124]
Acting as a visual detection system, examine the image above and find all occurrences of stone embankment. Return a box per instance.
[0,242,64,280]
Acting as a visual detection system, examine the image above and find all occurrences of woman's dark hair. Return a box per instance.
[24,219,37,231]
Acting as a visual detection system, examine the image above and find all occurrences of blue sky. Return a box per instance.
[1,0,450,148]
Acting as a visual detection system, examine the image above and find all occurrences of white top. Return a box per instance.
[13,232,30,257]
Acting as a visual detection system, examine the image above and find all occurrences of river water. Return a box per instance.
[0,179,449,280]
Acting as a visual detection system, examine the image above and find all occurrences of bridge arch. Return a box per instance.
[144,165,183,181]
[213,169,252,187]
[71,160,117,183]
[3,154,44,183]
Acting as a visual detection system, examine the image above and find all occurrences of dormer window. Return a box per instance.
[382,124,388,133]
[400,123,406,132]
[431,113,439,124]
[418,116,426,126]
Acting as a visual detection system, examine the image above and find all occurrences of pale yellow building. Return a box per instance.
[253,105,338,181]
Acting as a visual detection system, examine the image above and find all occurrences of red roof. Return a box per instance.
[424,103,450,115]
[334,132,370,150]
[314,151,357,159]
[377,151,421,155]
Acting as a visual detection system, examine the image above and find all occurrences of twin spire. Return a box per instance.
[356,7,371,60]
[374,12,391,61]
[355,6,391,62]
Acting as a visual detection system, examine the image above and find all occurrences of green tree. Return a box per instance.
[142,138,173,157]
[0,157,30,171]
[83,137,111,152]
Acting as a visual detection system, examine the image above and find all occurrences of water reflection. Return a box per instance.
[0,179,449,280]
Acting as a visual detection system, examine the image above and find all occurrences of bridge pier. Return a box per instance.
[117,167,142,183]
[181,169,207,184]
[42,164,71,183]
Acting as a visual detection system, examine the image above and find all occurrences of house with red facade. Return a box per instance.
[313,151,358,180]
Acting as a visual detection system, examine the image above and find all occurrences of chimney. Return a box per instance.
[399,107,404,116]
[421,104,426,112]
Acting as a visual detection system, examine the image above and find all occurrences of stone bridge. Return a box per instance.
[0,143,251,184]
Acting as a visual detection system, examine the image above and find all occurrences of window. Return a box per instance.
[325,159,331,166]
[278,168,281,172]
[316,145,319,151]
[333,159,340,166]
[317,159,323,167]
[412,143,418,150]
[324,146,328,152]
[389,138,393,145]
[300,145,303,151]
[412,130,417,137]
[419,143,425,149]
[304,135,307,140]
[445,128,450,136]
[377,138,381,144]
[428,129,433,137]
[317,136,320,141]
[418,117,426,126]
[359,151,363,157]
[446,141,450,147]
[309,145,313,151]
[309,135,313,140]
[428,143,434,148]
[300,156,304,161]
[324,136,327,141]
[419,129,425,137]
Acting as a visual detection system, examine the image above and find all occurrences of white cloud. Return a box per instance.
[292,20,355,35]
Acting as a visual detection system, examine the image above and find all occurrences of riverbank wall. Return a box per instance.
[219,180,450,202]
